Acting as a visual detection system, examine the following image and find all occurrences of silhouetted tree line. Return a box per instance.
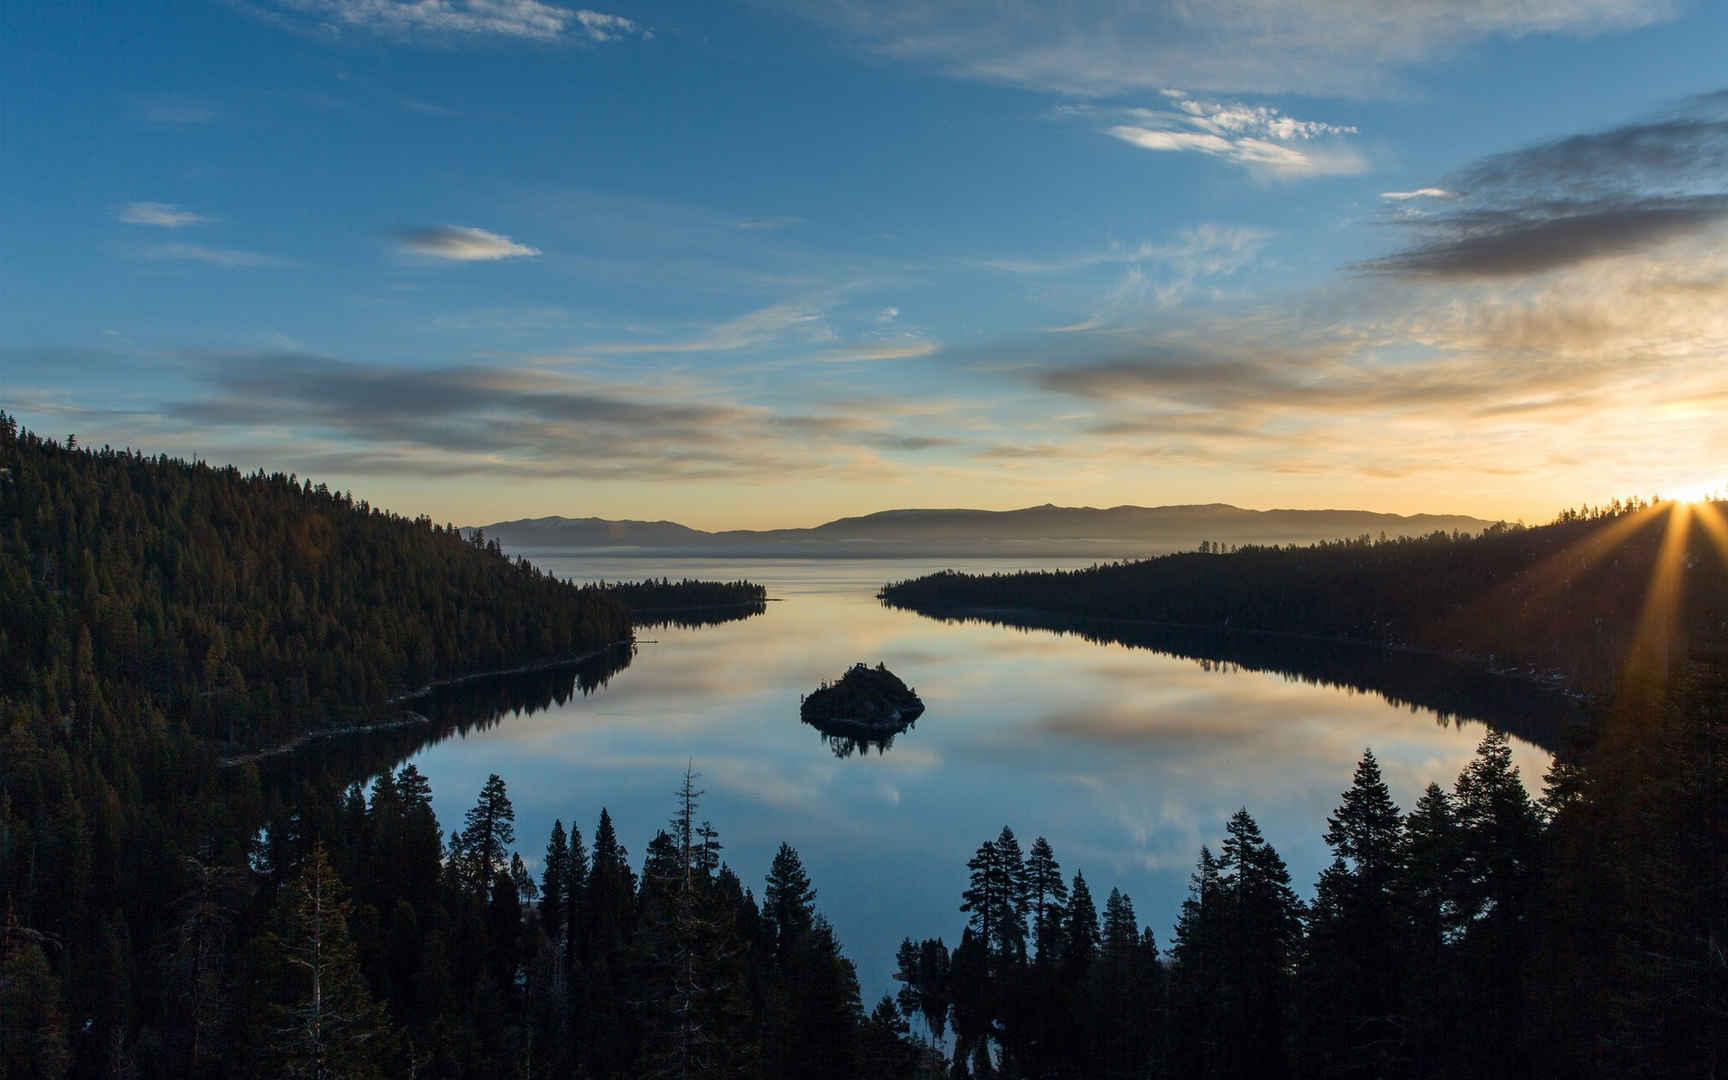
[882,499,1728,701]
[600,577,767,622]
[890,663,1727,1078]
[3,761,932,1078]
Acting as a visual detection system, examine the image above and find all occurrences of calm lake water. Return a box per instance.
[398,556,1555,1002]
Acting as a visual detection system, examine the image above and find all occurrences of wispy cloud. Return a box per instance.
[982,224,1267,325]
[982,224,1267,277]
[398,225,541,261]
[572,8,640,41]
[805,340,939,364]
[120,202,210,228]
[735,216,803,231]
[1363,95,1728,278]
[142,243,284,267]
[1098,92,1366,180]
[785,0,1671,98]
[1382,188,1456,200]
[259,0,648,43]
[547,297,842,357]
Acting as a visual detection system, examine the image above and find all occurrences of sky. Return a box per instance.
[4,0,1727,530]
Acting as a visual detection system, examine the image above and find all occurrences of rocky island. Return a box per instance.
[800,662,925,747]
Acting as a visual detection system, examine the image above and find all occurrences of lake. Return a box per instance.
[394,555,1558,1003]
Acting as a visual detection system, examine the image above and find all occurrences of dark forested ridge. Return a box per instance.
[882,499,1728,700]
[0,412,632,752]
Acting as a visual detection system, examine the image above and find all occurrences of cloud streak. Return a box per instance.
[1363,99,1728,279]
[121,202,210,227]
[1381,188,1455,200]
[142,243,284,267]
[398,225,541,261]
[790,0,1670,97]
[260,0,647,43]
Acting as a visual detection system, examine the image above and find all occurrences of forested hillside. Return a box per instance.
[0,414,807,1079]
[0,412,632,752]
[883,499,1728,698]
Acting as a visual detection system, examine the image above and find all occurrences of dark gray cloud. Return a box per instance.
[871,434,954,451]
[1023,316,1712,422]
[768,412,954,451]
[146,351,935,481]
[1366,196,1728,278]
[1363,100,1728,279]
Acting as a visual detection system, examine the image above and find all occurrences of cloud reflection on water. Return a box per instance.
[404,556,1556,1004]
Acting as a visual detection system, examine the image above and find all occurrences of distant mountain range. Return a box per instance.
[469,503,1503,558]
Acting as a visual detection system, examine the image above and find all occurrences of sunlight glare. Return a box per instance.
[1667,483,1721,504]
[1622,501,1693,697]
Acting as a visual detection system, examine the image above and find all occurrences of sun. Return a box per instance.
[1666,482,1723,504]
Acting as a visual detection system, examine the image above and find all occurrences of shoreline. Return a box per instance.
[627,599,777,617]
[384,639,634,705]
[218,640,634,768]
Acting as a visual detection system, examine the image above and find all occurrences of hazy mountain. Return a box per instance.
[471,503,1503,557]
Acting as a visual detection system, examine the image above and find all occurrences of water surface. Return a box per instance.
[399,556,1556,1001]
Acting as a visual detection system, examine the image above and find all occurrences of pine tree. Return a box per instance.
[1217,810,1302,1080]
[582,809,635,1079]
[1301,749,1409,1078]
[541,819,571,935]
[1399,782,1461,1077]
[1324,749,1404,886]
[1095,888,1149,1079]
[1062,870,1100,975]
[1450,731,1542,1077]
[454,774,515,896]
[764,842,816,962]
[1024,836,1067,961]
[258,841,394,1080]
[1168,847,1223,1080]
[961,827,1027,962]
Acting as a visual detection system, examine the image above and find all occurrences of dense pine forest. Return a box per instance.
[4,411,1726,1078]
[882,499,1728,700]
[893,664,1727,1079]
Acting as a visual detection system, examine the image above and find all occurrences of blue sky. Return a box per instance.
[5,0,1727,527]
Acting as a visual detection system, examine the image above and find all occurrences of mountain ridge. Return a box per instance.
[469,502,1504,556]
